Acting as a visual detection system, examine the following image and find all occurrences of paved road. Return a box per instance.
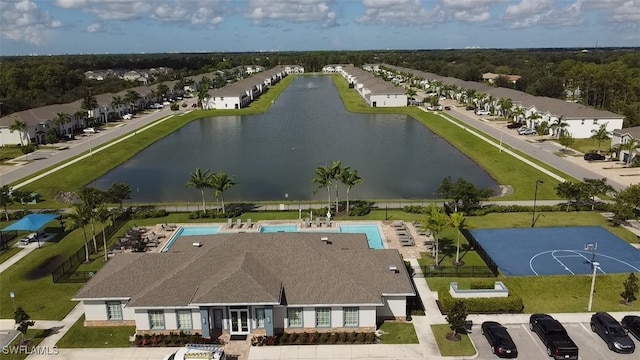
[445,106,627,191]
[0,106,181,187]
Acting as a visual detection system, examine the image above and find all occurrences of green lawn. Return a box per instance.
[430,324,476,356]
[0,328,53,360]
[0,247,22,265]
[0,146,25,163]
[553,138,603,154]
[378,321,419,344]
[56,315,135,348]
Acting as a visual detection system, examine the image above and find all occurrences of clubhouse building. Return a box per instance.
[72,233,415,338]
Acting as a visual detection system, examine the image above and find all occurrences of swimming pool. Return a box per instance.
[161,226,220,252]
[162,223,385,251]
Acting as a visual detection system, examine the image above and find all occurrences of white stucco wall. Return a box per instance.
[360,306,377,327]
[565,118,623,139]
[0,128,27,146]
[82,300,135,321]
[204,96,241,110]
[377,296,406,318]
[369,94,407,107]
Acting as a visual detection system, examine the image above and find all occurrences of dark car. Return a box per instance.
[529,314,579,359]
[481,321,518,358]
[466,105,475,111]
[591,312,635,353]
[507,122,524,129]
[621,315,640,341]
[584,152,606,161]
[444,106,451,110]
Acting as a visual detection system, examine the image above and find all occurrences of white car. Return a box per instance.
[162,101,171,106]
[122,113,132,120]
[475,110,490,116]
[82,127,96,134]
[150,103,163,109]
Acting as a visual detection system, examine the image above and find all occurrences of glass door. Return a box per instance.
[230,309,249,334]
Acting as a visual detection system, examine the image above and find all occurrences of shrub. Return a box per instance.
[469,281,495,289]
[349,201,374,216]
[365,332,376,343]
[328,333,338,344]
[131,207,168,219]
[403,205,427,214]
[319,332,330,344]
[278,333,289,345]
[438,290,524,314]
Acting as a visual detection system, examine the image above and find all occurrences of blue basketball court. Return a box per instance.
[470,227,640,276]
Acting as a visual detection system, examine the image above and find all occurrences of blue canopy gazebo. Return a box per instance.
[2,214,61,248]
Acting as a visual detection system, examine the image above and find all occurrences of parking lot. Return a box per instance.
[469,322,638,359]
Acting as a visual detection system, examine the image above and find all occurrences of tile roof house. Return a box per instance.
[612,126,640,163]
[73,233,414,338]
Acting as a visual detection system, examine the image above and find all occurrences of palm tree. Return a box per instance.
[210,171,237,214]
[536,121,549,142]
[328,160,342,212]
[511,107,525,123]
[81,88,98,114]
[185,168,212,211]
[591,123,611,152]
[9,119,28,146]
[338,167,363,214]
[527,112,542,129]
[156,83,169,99]
[622,139,640,166]
[0,185,13,221]
[52,112,71,135]
[79,187,106,252]
[197,84,210,109]
[124,89,141,113]
[422,204,450,267]
[549,116,568,138]
[312,166,332,210]
[497,98,513,120]
[450,212,468,265]
[66,203,92,262]
[94,204,114,262]
[111,95,124,114]
[107,182,131,210]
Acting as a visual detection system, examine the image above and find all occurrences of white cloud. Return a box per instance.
[245,0,338,27]
[607,0,640,24]
[87,22,102,32]
[503,0,583,29]
[0,0,61,45]
[357,0,435,25]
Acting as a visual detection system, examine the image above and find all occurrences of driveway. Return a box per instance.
[468,322,638,360]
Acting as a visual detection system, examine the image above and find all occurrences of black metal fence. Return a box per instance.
[421,265,495,278]
[52,215,128,283]
[0,230,17,250]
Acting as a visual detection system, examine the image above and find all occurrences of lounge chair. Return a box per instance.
[315,217,321,227]
[304,218,310,228]
[392,221,405,228]
[246,218,253,229]
[325,217,331,227]
[227,218,234,228]
[400,238,415,246]
[237,218,242,228]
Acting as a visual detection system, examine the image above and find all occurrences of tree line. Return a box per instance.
[2,48,638,125]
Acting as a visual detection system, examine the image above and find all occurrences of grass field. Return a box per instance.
[0,328,53,360]
[431,324,476,356]
[378,322,419,344]
[56,315,135,348]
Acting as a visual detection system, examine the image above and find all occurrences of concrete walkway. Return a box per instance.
[0,246,32,274]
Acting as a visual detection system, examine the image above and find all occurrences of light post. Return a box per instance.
[285,193,288,211]
[588,262,600,311]
[531,179,544,227]
[9,291,16,312]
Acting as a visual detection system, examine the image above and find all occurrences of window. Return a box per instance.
[593,119,599,124]
[256,308,265,329]
[315,307,330,327]
[581,119,585,125]
[344,307,359,327]
[213,309,223,329]
[287,308,302,328]
[148,310,165,330]
[106,302,122,321]
[176,310,192,330]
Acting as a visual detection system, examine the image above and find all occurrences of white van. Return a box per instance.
[475,110,490,116]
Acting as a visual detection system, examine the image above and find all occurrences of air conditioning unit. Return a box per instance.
[192,242,202,247]
[388,265,398,273]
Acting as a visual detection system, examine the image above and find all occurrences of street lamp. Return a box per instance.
[9,291,16,312]
[531,180,544,227]
[588,262,601,311]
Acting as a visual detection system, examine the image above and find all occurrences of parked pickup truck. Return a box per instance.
[529,314,579,359]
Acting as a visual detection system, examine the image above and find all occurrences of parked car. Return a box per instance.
[507,122,524,129]
[481,321,518,358]
[529,314,579,359]
[82,127,96,134]
[465,105,475,111]
[444,106,451,110]
[591,312,635,353]
[622,315,640,341]
[476,109,490,116]
[122,113,132,120]
[583,152,606,161]
[518,127,536,135]
[150,103,163,109]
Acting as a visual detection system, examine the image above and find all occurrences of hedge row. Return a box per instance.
[468,203,612,216]
[251,331,377,346]
[438,290,524,314]
[134,332,223,347]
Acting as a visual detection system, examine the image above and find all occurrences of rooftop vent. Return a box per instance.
[321,237,331,244]
[388,265,398,273]
[192,242,202,247]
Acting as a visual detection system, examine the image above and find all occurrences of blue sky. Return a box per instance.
[1,0,639,55]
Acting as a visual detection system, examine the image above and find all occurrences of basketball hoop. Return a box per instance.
[585,243,598,269]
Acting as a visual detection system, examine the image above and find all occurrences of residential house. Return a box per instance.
[612,126,640,163]
[337,65,407,107]
[72,233,414,338]
[482,73,521,84]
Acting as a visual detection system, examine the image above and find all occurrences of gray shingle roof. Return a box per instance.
[73,233,414,307]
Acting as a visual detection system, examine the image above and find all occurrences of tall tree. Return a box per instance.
[111,95,124,113]
[94,204,114,262]
[329,160,342,212]
[445,301,468,340]
[590,124,611,153]
[555,181,588,211]
[66,203,92,262]
[536,121,549,141]
[52,112,71,135]
[107,182,131,210]
[450,212,468,265]
[81,87,98,114]
[124,89,141,113]
[9,119,28,146]
[549,116,568,138]
[185,168,212,212]
[423,204,450,266]
[79,187,107,252]
[13,307,35,344]
[622,139,640,166]
[338,167,363,213]
[582,178,614,210]
[621,273,639,305]
[210,171,237,215]
[0,185,13,221]
[558,132,575,151]
[312,166,332,210]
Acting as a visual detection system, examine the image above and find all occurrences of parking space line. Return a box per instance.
[577,323,609,359]
[521,323,549,356]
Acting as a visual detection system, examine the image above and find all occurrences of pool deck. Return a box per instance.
[140,220,433,258]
